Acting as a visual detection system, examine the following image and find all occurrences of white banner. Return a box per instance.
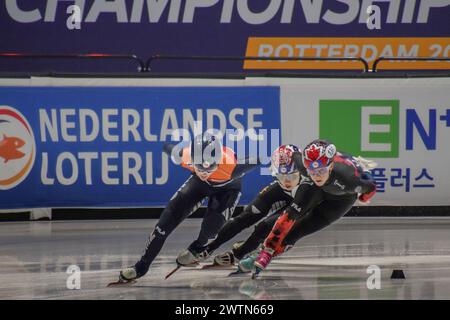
[274,78,450,206]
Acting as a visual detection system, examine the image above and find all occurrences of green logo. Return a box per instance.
[319,100,399,158]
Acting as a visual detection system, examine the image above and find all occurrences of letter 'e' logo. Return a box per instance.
[319,100,399,158]
[0,106,35,190]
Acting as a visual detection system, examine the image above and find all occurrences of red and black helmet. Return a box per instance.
[271,144,300,175]
[302,139,337,170]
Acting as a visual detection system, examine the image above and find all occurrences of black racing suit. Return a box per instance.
[263,153,377,255]
[134,144,258,277]
[204,151,308,260]
[205,180,296,260]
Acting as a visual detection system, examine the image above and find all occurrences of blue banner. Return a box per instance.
[0,86,280,209]
[0,1,449,72]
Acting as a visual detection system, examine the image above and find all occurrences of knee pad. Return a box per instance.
[263,212,296,250]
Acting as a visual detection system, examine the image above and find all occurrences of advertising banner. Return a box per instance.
[1,0,449,72]
[245,37,450,70]
[279,78,450,205]
[0,77,448,209]
[0,86,280,209]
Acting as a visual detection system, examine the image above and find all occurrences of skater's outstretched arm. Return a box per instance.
[230,156,261,179]
[163,142,184,163]
[335,158,377,203]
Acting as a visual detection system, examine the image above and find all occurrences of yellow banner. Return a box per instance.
[244,37,450,70]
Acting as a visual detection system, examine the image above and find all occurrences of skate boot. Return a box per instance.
[120,267,138,282]
[176,249,200,267]
[237,251,258,273]
[196,246,213,262]
[253,248,274,276]
[202,240,243,263]
[201,250,235,269]
[177,239,217,266]
[108,266,139,286]
[214,251,236,266]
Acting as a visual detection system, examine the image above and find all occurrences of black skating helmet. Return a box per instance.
[190,132,223,172]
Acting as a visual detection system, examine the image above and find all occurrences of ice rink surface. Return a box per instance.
[1,217,450,300]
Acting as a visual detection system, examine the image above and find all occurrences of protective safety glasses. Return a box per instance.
[307,165,331,177]
[194,164,217,173]
[276,171,300,183]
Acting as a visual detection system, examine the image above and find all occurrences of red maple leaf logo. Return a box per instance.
[305,144,322,161]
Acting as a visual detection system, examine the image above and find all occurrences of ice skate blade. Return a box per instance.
[107,280,137,287]
[201,263,234,270]
[228,270,250,277]
[165,265,182,279]
[252,267,262,279]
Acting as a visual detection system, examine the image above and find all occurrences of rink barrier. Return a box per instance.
[3,71,450,80]
[373,57,450,72]
[0,53,146,73]
[4,53,450,75]
[0,53,370,73]
[145,55,370,73]
[3,206,450,221]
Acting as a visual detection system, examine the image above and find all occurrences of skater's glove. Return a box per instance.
[358,188,376,204]
[358,172,376,204]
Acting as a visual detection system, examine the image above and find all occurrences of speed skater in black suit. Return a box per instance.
[251,139,377,275]
[113,132,259,284]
